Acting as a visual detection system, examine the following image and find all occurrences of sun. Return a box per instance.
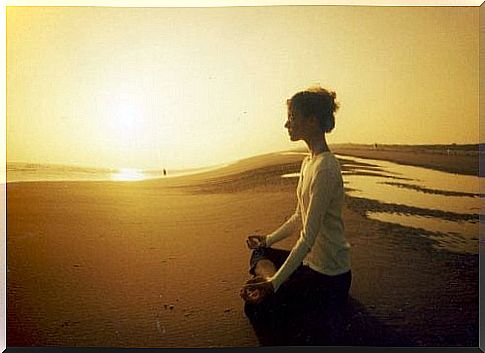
[109,95,147,149]
[116,102,137,131]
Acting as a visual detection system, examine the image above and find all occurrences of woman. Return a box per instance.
[240,87,351,314]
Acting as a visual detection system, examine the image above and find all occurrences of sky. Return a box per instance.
[6,5,479,170]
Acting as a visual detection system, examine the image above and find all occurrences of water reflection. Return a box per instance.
[111,168,146,181]
[366,211,478,254]
[110,164,232,182]
[282,173,300,178]
[339,156,480,215]
[280,154,481,254]
[343,156,479,194]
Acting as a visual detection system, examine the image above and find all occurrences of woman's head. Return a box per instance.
[285,87,339,141]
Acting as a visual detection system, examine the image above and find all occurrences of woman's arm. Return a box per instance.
[269,166,339,291]
[265,159,308,247]
[265,204,301,247]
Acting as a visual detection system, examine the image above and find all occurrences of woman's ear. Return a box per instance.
[309,115,320,128]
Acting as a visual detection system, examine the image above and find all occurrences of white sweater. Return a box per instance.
[266,152,351,292]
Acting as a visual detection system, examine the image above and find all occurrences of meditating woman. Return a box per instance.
[240,87,351,315]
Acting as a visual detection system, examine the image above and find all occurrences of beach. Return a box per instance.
[6,146,479,347]
[331,144,480,176]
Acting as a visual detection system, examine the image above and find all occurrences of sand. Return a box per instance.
[332,144,479,176]
[6,148,479,347]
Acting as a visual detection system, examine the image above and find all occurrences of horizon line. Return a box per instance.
[5,142,482,171]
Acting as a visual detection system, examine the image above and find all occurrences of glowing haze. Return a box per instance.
[7,6,478,170]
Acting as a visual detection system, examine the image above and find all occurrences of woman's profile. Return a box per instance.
[240,87,352,318]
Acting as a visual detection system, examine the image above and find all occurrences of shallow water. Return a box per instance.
[282,172,300,178]
[280,153,481,254]
[341,159,479,215]
[6,163,229,183]
[365,212,478,254]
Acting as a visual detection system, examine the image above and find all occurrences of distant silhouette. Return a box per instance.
[163,168,167,176]
[374,143,378,149]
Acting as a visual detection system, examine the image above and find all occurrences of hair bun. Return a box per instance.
[330,91,340,113]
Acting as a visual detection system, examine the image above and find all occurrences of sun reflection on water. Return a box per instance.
[111,168,146,181]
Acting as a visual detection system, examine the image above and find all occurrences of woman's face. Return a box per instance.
[285,104,308,141]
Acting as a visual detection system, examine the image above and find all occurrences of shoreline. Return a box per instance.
[6,144,481,186]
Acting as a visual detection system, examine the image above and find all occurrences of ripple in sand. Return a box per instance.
[366,211,478,254]
[379,182,480,198]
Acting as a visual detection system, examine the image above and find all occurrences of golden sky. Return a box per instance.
[7,5,479,170]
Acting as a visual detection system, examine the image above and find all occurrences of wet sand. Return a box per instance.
[332,144,479,176]
[6,149,479,347]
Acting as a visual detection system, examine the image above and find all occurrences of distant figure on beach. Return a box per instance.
[163,168,167,176]
[240,87,352,318]
[374,143,378,149]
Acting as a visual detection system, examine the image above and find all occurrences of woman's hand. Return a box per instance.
[240,277,274,304]
[246,235,267,249]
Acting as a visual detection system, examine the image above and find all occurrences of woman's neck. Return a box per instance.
[304,134,330,158]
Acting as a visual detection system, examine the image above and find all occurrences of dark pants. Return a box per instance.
[245,247,351,321]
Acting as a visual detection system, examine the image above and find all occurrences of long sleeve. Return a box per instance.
[269,166,338,292]
[265,157,307,247]
[265,204,301,247]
